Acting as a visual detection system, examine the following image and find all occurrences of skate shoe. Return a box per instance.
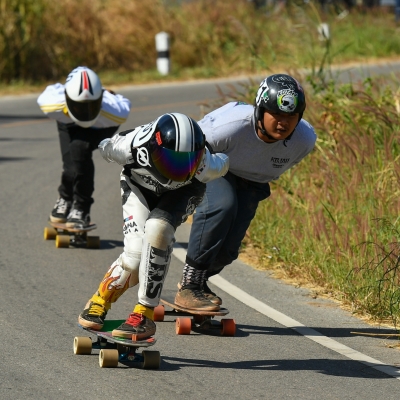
[78,300,108,330]
[203,281,222,306]
[50,197,72,223]
[66,209,91,228]
[112,313,156,341]
[175,285,220,311]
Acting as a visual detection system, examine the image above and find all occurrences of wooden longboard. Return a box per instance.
[74,320,160,369]
[154,291,235,336]
[44,220,100,248]
[49,221,97,233]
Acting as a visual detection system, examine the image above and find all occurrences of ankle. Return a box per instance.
[90,294,110,310]
[133,303,154,320]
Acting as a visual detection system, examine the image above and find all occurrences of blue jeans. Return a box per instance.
[186,172,271,278]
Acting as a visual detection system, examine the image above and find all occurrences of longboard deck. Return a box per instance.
[155,291,236,336]
[160,290,229,316]
[81,320,156,348]
[75,319,160,369]
[50,221,97,233]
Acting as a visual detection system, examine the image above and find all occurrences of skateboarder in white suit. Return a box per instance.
[37,66,131,228]
[78,112,229,340]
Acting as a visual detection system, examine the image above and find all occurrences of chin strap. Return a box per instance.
[255,107,277,141]
[258,122,278,141]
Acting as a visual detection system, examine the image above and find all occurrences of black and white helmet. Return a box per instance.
[65,66,103,127]
[146,113,206,183]
[254,73,306,129]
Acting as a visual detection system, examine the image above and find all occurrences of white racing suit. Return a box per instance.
[97,120,229,309]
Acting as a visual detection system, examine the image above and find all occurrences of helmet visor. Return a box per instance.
[65,92,103,122]
[151,147,204,182]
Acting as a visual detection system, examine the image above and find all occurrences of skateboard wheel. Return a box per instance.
[99,349,119,368]
[142,350,161,369]
[44,227,57,240]
[221,319,236,337]
[176,317,192,335]
[73,336,92,355]
[153,305,165,322]
[56,235,70,248]
[86,236,100,249]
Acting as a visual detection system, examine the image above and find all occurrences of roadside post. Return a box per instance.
[155,32,170,75]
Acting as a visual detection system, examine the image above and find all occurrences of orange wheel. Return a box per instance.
[221,319,236,336]
[153,305,165,322]
[176,318,192,335]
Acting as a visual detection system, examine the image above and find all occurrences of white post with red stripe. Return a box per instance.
[155,32,170,75]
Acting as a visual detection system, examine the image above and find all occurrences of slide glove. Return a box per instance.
[195,148,229,183]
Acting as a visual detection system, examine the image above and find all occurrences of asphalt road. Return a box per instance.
[1,63,400,400]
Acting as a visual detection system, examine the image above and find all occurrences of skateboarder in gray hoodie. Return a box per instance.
[175,73,317,310]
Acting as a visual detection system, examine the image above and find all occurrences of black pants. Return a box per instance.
[57,121,119,212]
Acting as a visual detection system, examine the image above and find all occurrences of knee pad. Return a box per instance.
[144,218,175,251]
[107,254,140,288]
[117,252,140,287]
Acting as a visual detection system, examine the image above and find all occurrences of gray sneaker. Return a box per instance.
[175,285,220,311]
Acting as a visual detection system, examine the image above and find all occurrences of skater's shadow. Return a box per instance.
[99,239,123,250]
[159,355,395,378]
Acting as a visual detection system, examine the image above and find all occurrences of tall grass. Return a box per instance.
[0,0,399,84]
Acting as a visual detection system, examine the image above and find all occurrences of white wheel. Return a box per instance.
[99,349,119,368]
[73,336,92,355]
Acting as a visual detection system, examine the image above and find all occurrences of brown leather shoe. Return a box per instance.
[175,286,220,311]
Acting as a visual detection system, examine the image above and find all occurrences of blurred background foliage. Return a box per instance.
[0,0,399,85]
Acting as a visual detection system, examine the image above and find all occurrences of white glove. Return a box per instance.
[98,134,133,165]
[195,148,229,183]
[98,138,113,163]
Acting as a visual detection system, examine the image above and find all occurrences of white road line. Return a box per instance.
[173,244,400,380]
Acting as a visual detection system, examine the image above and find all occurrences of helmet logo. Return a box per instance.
[137,147,151,167]
[277,90,298,112]
[255,79,269,106]
[132,120,158,148]
[79,71,93,95]
[155,131,162,145]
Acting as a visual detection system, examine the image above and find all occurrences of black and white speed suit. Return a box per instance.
[97,115,229,308]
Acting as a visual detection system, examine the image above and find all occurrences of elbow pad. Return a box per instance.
[195,148,229,183]
[98,134,132,165]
